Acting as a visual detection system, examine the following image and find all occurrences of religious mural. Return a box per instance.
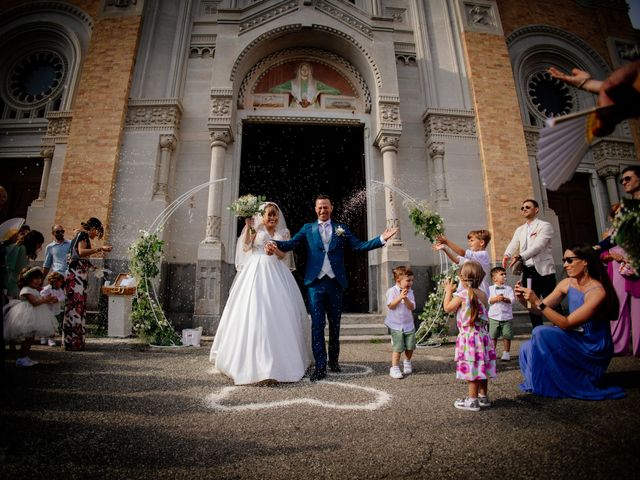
[252,61,357,110]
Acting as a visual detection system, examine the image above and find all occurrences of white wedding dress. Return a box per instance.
[209,227,313,385]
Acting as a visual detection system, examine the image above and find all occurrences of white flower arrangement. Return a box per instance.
[228,194,266,218]
[335,225,345,236]
[404,199,445,243]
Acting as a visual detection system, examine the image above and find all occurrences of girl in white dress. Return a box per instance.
[209,202,312,385]
[4,267,59,367]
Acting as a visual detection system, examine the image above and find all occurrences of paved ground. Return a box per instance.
[1,336,639,480]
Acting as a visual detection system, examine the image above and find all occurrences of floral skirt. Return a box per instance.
[455,323,497,381]
[63,260,90,351]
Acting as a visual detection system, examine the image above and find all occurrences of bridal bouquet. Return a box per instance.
[405,199,445,243]
[228,194,266,218]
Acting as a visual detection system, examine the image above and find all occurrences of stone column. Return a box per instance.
[193,128,232,334]
[597,165,620,207]
[154,134,176,199]
[429,142,447,202]
[37,147,54,202]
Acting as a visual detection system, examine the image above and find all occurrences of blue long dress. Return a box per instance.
[519,286,625,400]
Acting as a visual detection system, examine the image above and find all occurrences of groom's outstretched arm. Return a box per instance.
[345,226,397,252]
[275,224,307,252]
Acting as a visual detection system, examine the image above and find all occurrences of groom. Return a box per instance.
[271,195,397,381]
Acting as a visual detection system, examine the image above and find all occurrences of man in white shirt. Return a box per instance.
[503,199,556,329]
[43,224,72,277]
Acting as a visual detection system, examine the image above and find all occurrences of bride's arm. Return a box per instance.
[242,218,256,252]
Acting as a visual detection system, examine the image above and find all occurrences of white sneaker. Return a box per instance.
[478,395,492,408]
[40,337,48,345]
[403,360,413,375]
[47,338,57,347]
[389,366,403,379]
[453,397,480,412]
[16,357,38,367]
[501,351,511,361]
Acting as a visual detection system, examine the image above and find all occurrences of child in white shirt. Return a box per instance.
[40,271,65,347]
[384,266,416,379]
[434,230,492,297]
[488,266,515,361]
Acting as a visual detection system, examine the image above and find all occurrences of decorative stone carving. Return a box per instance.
[43,111,73,143]
[209,130,232,146]
[237,47,371,113]
[190,34,216,58]
[596,164,620,179]
[209,89,234,130]
[385,7,407,23]
[210,98,232,118]
[314,1,373,39]
[380,103,400,125]
[244,115,361,126]
[100,0,143,17]
[126,99,183,131]
[428,141,448,203]
[459,0,503,35]
[523,127,539,155]
[230,25,382,90]
[239,1,298,34]
[423,108,477,140]
[592,139,637,165]
[376,135,400,151]
[155,134,177,198]
[607,37,640,68]
[159,134,176,151]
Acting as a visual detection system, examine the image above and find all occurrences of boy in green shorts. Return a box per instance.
[488,266,515,361]
[385,266,416,379]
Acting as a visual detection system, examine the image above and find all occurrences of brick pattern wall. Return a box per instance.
[460,31,533,260]
[55,14,142,240]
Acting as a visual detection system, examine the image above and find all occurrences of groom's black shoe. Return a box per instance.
[328,363,342,373]
[309,369,327,382]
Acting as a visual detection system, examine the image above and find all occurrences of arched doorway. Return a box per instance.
[238,122,369,312]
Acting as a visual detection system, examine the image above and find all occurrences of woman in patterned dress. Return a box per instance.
[63,217,111,351]
[444,261,497,412]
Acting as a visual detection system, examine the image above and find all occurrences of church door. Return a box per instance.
[238,122,369,312]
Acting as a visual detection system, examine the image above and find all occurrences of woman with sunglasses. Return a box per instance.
[515,243,625,400]
[63,217,111,351]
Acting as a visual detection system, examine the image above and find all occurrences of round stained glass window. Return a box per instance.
[527,71,573,118]
[7,51,65,106]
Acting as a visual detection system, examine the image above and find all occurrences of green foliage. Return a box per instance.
[406,200,445,243]
[415,265,459,346]
[613,198,640,271]
[228,194,267,218]
[128,231,181,346]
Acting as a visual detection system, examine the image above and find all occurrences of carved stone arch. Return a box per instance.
[507,24,613,128]
[0,1,94,30]
[229,24,383,91]
[238,47,372,113]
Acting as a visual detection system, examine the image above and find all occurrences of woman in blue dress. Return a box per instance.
[515,243,625,400]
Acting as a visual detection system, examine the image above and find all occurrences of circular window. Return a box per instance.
[7,51,65,107]
[527,71,573,118]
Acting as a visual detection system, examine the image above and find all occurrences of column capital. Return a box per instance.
[374,132,401,153]
[209,129,233,148]
[596,164,620,179]
[428,141,445,158]
[159,134,177,151]
[40,147,55,160]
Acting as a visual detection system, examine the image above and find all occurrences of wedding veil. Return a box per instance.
[234,201,296,271]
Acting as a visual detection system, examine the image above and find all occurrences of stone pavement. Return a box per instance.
[1,336,639,480]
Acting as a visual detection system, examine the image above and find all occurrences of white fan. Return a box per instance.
[0,217,25,242]
[536,106,605,191]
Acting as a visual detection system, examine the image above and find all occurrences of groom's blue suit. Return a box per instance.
[276,221,384,372]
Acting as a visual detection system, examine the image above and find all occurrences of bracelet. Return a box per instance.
[576,77,590,89]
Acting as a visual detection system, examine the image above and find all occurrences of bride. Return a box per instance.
[209,202,312,385]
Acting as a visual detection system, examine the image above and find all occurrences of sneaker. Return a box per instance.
[47,338,57,347]
[16,357,38,368]
[40,337,48,345]
[403,360,413,375]
[389,366,403,379]
[478,395,492,408]
[501,351,511,361]
[453,397,480,412]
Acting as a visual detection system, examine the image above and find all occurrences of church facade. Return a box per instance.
[1,0,638,331]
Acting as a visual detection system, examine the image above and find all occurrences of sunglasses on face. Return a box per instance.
[619,175,633,185]
[54,230,64,234]
[521,205,534,211]
[562,256,580,264]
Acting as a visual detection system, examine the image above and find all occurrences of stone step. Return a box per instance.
[328,323,388,336]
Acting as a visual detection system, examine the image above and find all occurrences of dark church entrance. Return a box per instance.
[238,122,369,312]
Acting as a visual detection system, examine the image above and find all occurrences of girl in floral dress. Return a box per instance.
[444,261,497,412]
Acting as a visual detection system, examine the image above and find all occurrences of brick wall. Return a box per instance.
[55,13,142,240]
[460,31,533,260]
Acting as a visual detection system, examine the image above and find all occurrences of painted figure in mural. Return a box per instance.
[270,195,397,382]
[269,62,341,108]
[209,202,313,385]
